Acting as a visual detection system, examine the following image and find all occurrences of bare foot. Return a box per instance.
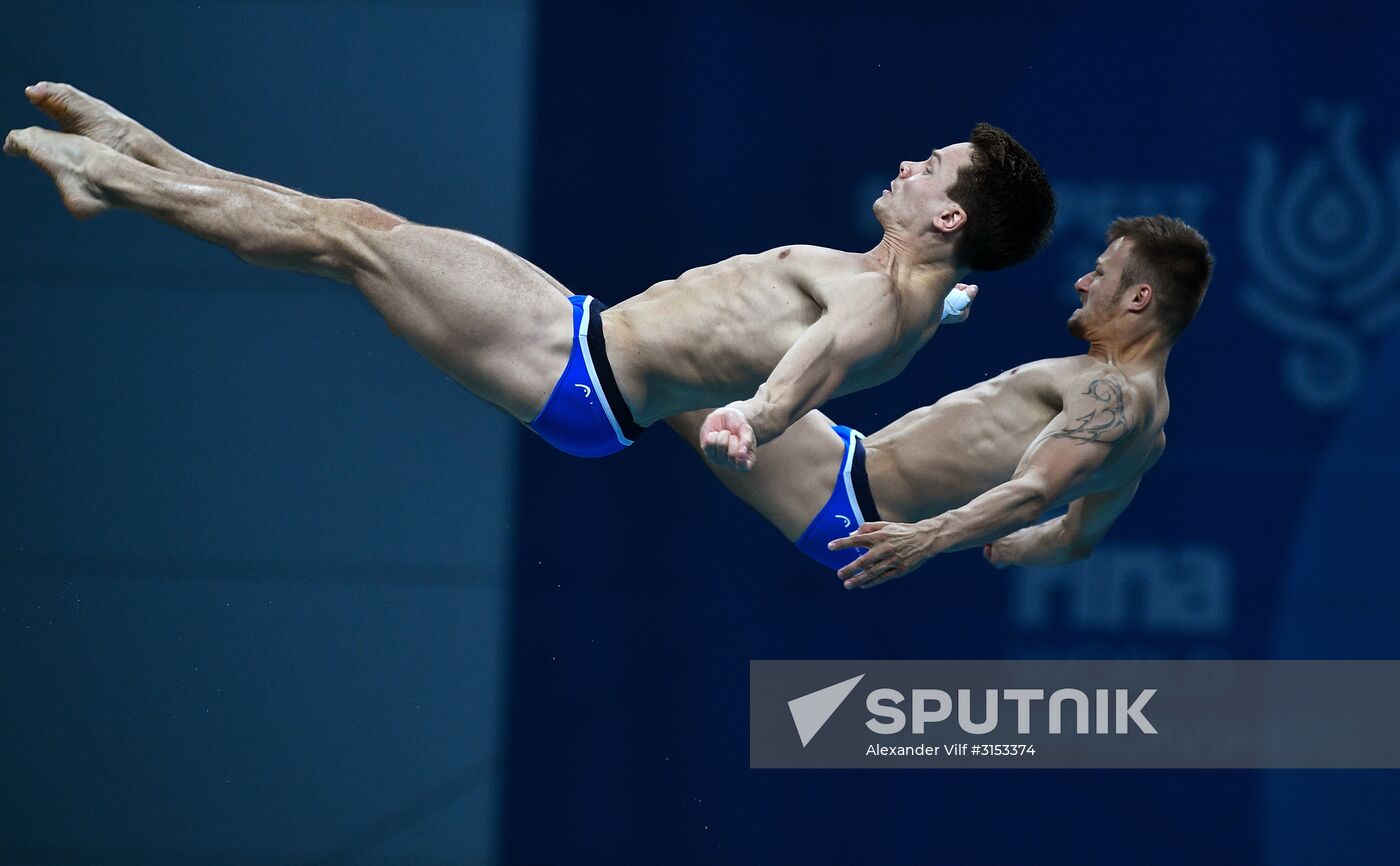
[4,127,111,220]
[25,81,157,163]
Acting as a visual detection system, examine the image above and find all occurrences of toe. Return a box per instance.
[28,82,80,113]
[3,128,25,156]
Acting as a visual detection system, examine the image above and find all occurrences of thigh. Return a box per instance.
[349,222,577,421]
[709,410,846,540]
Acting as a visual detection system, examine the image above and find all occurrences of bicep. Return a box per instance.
[1012,420,1119,505]
[759,306,881,408]
[828,296,899,371]
[1015,371,1136,498]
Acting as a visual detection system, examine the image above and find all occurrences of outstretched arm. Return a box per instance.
[983,479,1142,568]
[830,369,1136,588]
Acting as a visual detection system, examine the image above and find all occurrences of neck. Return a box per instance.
[1084,329,1172,373]
[866,234,961,295]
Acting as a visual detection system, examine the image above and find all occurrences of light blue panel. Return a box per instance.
[0,1,535,863]
[1,0,536,280]
[2,276,516,571]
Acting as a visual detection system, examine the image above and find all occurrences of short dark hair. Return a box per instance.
[944,123,1055,272]
[1107,215,1214,339]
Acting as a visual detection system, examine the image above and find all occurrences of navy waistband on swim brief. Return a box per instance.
[583,298,644,442]
[850,433,881,526]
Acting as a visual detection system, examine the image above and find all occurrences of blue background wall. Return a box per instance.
[2,1,534,863]
[5,1,1400,863]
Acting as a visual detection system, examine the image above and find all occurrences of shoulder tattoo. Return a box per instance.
[1049,377,1128,445]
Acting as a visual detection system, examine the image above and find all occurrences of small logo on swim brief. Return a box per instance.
[573,383,592,398]
[835,515,851,528]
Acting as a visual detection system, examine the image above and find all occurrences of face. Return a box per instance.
[1068,236,1134,339]
[873,141,975,235]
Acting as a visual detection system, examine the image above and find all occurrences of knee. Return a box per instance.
[306,198,408,280]
[329,198,408,232]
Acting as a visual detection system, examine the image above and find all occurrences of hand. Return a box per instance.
[700,406,757,471]
[939,283,978,324]
[829,521,937,589]
[983,541,1012,569]
[983,531,1034,568]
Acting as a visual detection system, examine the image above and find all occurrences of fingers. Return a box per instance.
[735,421,756,470]
[725,427,751,470]
[831,523,911,588]
[700,413,756,470]
[842,556,904,590]
[850,557,910,589]
[983,542,1011,569]
[699,408,755,470]
[701,429,727,464]
[700,427,755,470]
[827,522,886,551]
[941,284,978,324]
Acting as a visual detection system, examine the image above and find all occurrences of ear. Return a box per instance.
[1125,283,1153,312]
[931,204,967,236]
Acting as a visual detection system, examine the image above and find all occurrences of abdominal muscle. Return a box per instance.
[600,246,868,425]
[864,381,1062,523]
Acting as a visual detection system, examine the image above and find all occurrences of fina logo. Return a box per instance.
[1241,104,1400,409]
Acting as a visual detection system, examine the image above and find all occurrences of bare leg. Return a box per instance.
[4,126,573,422]
[24,81,311,198]
[22,81,572,299]
[665,409,843,540]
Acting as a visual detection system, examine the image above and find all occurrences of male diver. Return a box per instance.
[668,216,1212,589]
[6,83,1053,470]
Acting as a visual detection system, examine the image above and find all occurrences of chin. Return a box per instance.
[1067,313,1087,339]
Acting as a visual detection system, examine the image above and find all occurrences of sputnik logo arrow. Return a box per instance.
[787,674,865,747]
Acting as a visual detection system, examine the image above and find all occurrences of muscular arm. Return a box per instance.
[830,370,1136,588]
[984,479,1142,568]
[700,275,898,470]
[736,310,887,441]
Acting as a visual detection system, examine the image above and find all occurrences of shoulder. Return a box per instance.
[1062,361,1133,408]
[815,270,897,309]
[1049,363,1138,445]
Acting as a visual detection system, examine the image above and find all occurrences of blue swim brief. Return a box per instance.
[793,425,884,571]
[529,295,646,458]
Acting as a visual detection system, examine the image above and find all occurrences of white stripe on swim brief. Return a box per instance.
[577,295,633,448]
[840,428,867,528]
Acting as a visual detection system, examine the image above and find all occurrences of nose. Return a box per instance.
[898,161,915,179]
[1075,272,1091,291]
